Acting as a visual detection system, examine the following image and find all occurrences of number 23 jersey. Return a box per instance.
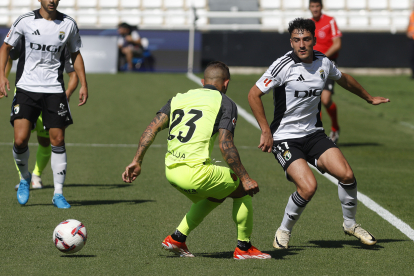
[158,85,238,168]
[256,50,342,141]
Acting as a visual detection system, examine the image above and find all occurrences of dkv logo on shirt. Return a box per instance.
[30,43,63,53]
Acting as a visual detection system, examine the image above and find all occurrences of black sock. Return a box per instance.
[171,229,187,243]
[237,240,252,251]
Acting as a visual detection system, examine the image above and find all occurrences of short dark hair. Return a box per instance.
[204,61,231,80]
[309,0,323,6]
[288,18,316,37]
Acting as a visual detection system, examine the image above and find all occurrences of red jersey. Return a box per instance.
[311,14,342,60]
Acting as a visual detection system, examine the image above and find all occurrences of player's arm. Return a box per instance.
[324,37,341,59]
[5,57,13,79]
[122,112,170,183]
[248,85,273,153]
[218,128,259,196]
[336,72,390,105]
[71,51,88,106]
[65,71,79,101]
[0,42,13,98]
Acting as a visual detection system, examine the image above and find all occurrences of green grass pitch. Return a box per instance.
[0,73,413,275]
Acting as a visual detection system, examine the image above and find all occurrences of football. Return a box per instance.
[53,219,87,254]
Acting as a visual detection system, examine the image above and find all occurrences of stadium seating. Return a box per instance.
[1,0,411,32]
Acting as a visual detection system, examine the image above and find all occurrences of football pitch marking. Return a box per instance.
[400,122,414,130]
[187,72,414,242]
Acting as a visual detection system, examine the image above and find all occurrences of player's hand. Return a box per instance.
[258,131,273,153]
[78,86,88,106]
[0,75,10,98]
[241,178,260,197]
[369,97,390,105]
[122,160,141,183]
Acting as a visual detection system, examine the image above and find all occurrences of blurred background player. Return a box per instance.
[0,0,88,208]
[309,0,341,143]
[6,38,79,190]
[123,61,270,260]
[407,9,414,79]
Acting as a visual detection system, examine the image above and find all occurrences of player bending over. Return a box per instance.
[0,0,88,208]
[7,38,79,190]
[123,61,271,259]
[248,18,389,248]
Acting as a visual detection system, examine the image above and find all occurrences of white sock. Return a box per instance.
[338,180,357,228]
[13,145,30,180]
[51,145,67,195]
[280,191,309,232]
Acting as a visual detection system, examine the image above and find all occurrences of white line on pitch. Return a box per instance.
[187,72,414,242]
[400,122,414,130]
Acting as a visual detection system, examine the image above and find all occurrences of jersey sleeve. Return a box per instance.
[157,98,172,116]
[64,48,75,73]
[66,21,82,53]
[330,18,342,39]
[4,18,25,47]
[327,59,342,80]
[255,55,291,94]
[131,31,140,41]
[218,95,238,135]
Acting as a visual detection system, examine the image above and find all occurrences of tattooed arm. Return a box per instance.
[122,113,169,183]
[219,128,260,196]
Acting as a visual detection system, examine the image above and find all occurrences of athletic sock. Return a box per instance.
[237,240,252,251]
[51,145,67,195]
[326,102,340,132]
[13,145,30,180]
[171,229,187,243]
[33,144,51,177]
[232,195,253,242]
[338,180,357,228]
[177,199,221,236]
[280,191,309,232]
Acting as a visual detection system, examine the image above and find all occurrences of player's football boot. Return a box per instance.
[233,246,271,260]
[329,130,340,144]
[343,223,377,245]
[273,227,291,249]
[15,174,43,190]
[31,174,43,189]
[161,235,195,257]
[16,173,31,205]
[52,194,71,209]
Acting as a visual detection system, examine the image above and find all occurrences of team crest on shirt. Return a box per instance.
[319,69,326,80]
[232,117,237,126]
[58,31,65,41]
[14,104,20,114]
[283,150,292,161]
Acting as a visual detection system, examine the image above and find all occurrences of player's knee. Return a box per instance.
[299,183,317,200]
[340,170,354,184]
[50,136,65,147]
[14,136,29,148]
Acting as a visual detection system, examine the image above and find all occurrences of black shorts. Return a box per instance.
[10,88,73,129]
[272,130,337,181]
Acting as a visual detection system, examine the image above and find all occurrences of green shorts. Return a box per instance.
[165,163,240,203]
[32,114,49,138]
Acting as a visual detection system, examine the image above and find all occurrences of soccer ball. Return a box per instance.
[53,219,87,254]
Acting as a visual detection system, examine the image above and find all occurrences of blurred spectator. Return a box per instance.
[407,11,414,79]
[118,22,143,71]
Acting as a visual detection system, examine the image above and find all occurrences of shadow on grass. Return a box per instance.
[29,199,155,206]
[195,248,302,259]
[337,142,381,147]
[60,255,97,258]
[308,239,405,250]
[41,183,132,189]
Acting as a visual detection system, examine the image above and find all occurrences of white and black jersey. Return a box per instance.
[4,9,82,93]
[256,50,342,140]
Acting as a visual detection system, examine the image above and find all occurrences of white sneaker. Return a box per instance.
[31,174,43,189]
[273,228,291,249]
[343,223,377,245]
[329,130,340,144]
[15,174,43,190]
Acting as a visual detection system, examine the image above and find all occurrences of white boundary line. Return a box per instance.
[187,72,414,241]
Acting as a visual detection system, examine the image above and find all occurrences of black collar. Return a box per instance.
[203,84,219,91]
[289,50,318,64]
[34,9,64,21]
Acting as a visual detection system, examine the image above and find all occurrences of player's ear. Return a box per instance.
[201,79,205,86]
[290,39,293,49]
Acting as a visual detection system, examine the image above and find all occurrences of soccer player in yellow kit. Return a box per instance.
[123,61,271,259]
